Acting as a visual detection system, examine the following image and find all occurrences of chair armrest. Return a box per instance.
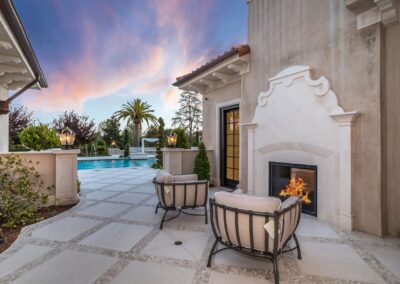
[172,174,198,183]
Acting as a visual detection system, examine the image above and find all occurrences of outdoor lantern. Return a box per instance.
[59,127,76,149]
[111,140,116,147]
[167,132,177,147]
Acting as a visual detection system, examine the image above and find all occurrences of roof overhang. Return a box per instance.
[0,0,47,90]
[173,45,250,94]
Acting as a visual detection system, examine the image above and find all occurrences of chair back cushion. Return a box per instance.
[155,170,174,183]
[155,181,208,209]
[213,192,281,253]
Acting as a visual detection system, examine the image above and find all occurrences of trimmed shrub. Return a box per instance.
[174,128,189,149]
[18,124,59,151]
[194,142,210,181]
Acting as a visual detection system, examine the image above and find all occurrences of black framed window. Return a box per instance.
[220,105,239,188]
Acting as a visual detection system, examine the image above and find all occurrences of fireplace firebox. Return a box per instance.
[269,162,317,216]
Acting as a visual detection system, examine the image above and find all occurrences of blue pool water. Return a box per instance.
[78,158,156,170]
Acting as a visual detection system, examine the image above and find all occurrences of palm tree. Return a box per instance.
[113,99,158,147]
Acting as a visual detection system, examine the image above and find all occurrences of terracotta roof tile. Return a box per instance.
[173,44,250,87]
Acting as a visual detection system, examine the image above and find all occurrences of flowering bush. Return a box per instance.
[0,154,50,228]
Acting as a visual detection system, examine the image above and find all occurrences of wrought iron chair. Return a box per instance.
[153,172,209,229]
[208,192,302,284]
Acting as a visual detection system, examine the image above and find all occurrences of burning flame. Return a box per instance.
[279,177,311,204]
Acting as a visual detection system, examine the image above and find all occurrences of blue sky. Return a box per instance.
[12,0,247,128]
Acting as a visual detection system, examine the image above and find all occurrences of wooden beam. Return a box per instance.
[0,73,31,85]
[211,72,234,83]
[199,78,217,89]
[0,40,12,50]
[0,64,27,76]
[0,54,21,64]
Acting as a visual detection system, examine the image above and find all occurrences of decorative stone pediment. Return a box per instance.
[245,65,359,230]
[255,65,343,115]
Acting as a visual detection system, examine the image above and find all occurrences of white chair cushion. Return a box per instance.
[155,170,174,183]
[214,191,281,212]
[213,192,281,253]
[172,174,198,183]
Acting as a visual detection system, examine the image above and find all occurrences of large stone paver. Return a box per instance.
[79,222,152,251]
[112,261,196,284]
[0,167,399,284]
[31,217,102,242]
[11,250,115,284]
[0,245,53,278]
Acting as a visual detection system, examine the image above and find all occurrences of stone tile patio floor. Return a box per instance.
[1,168,399,284]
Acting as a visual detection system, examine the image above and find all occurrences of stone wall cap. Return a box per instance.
[1,149,80,155]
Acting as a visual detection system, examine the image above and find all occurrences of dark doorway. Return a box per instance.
[269,162,317,216]
[220,105,239,188]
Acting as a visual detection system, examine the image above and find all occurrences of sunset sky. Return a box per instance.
[12,0,247,129]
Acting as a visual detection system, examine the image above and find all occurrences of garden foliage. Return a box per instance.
[194,142,210,181]
[18,124,59,151]
[0,154,49,228]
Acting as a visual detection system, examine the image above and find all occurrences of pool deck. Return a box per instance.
[0,168,399,283]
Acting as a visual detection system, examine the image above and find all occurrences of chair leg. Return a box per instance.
[159,210,168,230]
[293,233,302,260]
[271,257,279,284]
[155,202,160,214]
[204,205,208,224]
[207,239,219,267]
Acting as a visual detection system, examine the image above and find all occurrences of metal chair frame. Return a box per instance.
[207,198,302,284]
[153,178,209,229]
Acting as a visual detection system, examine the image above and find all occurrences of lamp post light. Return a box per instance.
[59,127,76,150]
[111,140,116,148]
[167,131,177,148]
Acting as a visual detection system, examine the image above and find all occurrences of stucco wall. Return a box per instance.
[202,81,241,185]
[384,23,400,236]
[243,0,383,235]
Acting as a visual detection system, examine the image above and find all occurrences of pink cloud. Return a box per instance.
[22,0,215,115]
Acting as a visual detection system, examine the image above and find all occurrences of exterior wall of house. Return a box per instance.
[384,23,400,236]
[202,81,241,185]
[242,0,384,236]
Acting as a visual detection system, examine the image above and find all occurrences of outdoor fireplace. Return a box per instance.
[269,162,317,216]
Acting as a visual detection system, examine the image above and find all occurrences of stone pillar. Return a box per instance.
[0,86,9,152]
[163,148,183,175]
[330,112,360,230]
[242,122,257,194]
[54,149,80,205]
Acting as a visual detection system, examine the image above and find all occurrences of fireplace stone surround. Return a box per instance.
[242,66,359,230]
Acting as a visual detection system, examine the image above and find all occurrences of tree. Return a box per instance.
[100,117,121,146]
[174,128,189,149]
[121,127,133,149]
[153,117,165,169]
[52,111,96,147]
[194,142,210,181]
[8,105,34,146]
[172,91,202,146]
[113,99,158,147]
[19,124,59,151]
[145,125,159,138]
[192,131,200,147]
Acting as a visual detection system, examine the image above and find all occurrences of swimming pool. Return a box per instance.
[78,158,156,170]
